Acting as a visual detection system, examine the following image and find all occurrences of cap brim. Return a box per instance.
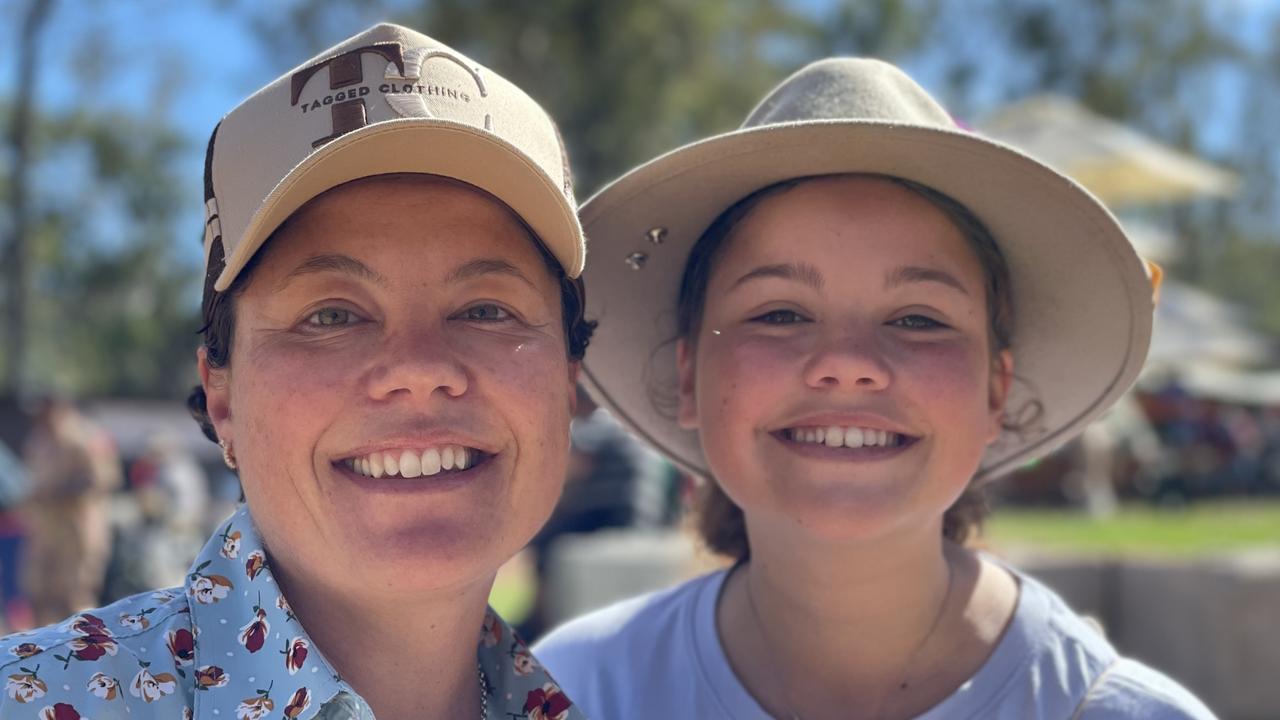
[214,118,583,291]
[579,120,1153,483]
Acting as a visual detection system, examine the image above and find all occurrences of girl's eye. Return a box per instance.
[892,314,945,330]
[459,303,511,322]
[307,308,357,327]
[750,309,808,325]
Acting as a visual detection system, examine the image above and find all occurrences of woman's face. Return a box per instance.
[678,176,1011,544]
[201,175,577,597]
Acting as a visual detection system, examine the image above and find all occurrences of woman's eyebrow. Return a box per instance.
[731,262,824,291]
[884,265,970,296]
[276,254,386,290]
[445,258,538,290]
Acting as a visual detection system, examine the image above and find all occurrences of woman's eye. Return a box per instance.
[750,309,808,325]
[307,308,357,327]
[892,314,945,330]
[459,303,511,322]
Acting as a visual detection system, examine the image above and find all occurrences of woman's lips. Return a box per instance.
[338,445,485,479]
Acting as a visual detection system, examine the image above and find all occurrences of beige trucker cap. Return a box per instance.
[201,23,583,294]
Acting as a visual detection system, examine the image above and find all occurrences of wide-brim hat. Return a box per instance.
[201,23,583,295]
[579,58,1156,483]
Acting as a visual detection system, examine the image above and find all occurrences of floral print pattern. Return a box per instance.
[0,504,584,719]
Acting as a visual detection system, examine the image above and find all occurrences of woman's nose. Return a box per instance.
[365,323,469,401]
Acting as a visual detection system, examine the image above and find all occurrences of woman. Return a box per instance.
[1,24,588,720]
[534,59,1215,719]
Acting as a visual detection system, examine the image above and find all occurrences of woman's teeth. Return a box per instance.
[786,426,902,448]
[344,446,474,478]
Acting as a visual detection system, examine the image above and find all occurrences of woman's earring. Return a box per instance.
[219,439,238,470]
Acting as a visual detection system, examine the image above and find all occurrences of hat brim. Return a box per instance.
[214,118,583,291]
[579,120,1153,483]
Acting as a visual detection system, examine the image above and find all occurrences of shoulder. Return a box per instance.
[1075,658,1218,719]
[533,571,726,712]
[994,568,1214,718]
[0,588,194,717]
[535,570,721,664]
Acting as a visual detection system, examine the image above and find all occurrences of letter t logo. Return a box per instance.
[291,43,405,149]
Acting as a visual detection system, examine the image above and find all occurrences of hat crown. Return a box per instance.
[744,58,955,130]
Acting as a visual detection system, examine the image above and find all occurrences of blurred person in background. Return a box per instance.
[20,395,121,626]
[0,23,591,720]
[0,439,31,632]
[520,384,676,638]
[105,431,210,599]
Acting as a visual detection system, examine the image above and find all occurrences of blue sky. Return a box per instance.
[2,0,1275,292]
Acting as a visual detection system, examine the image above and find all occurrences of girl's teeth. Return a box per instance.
[370,453,383,478]
[790,427,901,448]
[383,452,399,476]
[844,427,864,448]
[825,426,844,448]
[441,446,455,471]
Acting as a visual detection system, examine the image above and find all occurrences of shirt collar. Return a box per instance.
[185,504,346,720]
[185,505,581,720]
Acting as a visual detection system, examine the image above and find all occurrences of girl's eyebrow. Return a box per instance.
[884,265,970,296]
[731,262,824,291]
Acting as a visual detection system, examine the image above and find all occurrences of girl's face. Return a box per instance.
[677,176,1011,544]
[201,175,578,599]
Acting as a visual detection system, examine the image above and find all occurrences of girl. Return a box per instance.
[535,58,1214,719]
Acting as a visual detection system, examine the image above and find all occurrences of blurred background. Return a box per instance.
[0,1,1277,717]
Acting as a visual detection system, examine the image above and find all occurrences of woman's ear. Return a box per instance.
[987,349,1014,443]
[198,346,234,445]
[567,361,582,415]
[676,338,699,430]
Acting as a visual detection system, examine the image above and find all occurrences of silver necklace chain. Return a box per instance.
[477,661,488,719]
[743,561,955,720]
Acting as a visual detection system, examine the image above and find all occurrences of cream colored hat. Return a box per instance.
[201,22,583,293]
[579,58,1157,483]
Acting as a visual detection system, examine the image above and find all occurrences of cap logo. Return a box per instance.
[383,46,491,131]
[290,42,492,150]
[291,42,407,149]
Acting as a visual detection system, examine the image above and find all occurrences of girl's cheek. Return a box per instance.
[698,335,804,415]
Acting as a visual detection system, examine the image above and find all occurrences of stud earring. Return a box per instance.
[219,439,238,470]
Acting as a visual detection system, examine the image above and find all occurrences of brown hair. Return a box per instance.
[187,179,596,447]
[676,174,1015,560]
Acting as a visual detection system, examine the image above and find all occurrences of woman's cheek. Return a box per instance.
[453,329,567,389]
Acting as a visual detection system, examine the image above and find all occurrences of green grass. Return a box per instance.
[983,500,1280,557]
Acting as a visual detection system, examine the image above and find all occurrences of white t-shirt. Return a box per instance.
[534,567,1216,719]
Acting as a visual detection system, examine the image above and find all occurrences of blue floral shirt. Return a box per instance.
[0,505,583,720]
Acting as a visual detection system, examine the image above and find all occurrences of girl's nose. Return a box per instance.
[801,330,891,391]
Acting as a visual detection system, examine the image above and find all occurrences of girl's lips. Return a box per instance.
[771,429,919,461]
[770,412,917,438]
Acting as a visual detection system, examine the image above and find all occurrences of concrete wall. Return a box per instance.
[1015,549,1280,720]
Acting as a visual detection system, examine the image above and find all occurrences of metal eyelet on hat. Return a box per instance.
[646,227,667,245]
[624,252,648,270]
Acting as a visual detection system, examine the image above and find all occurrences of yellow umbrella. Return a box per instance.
[980,96,1239,207]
